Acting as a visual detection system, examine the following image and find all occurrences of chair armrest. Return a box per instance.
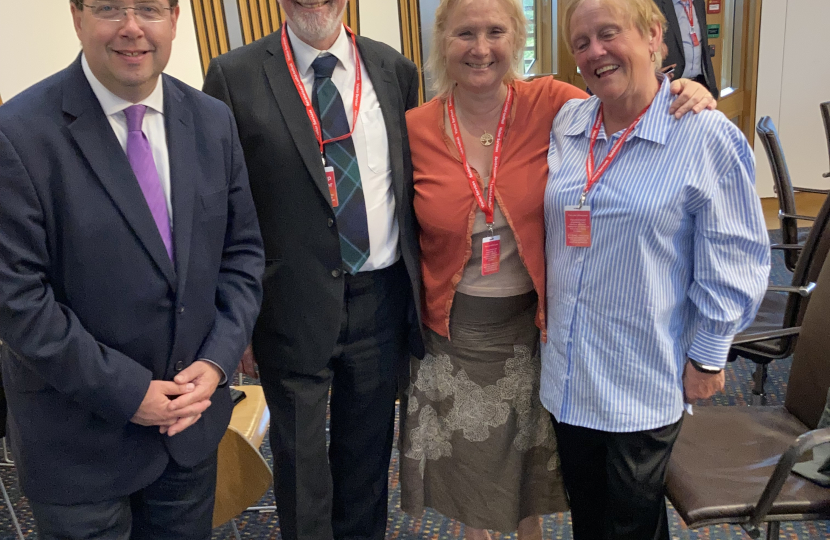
[823,172,830,178]
[731,327,801,346]
[770,243,803,251]
[779,212,817,222]
[767,282,817,297]
[742,426,830,538]
[793,186,830,195]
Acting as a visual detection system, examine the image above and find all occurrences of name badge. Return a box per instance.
[564,205,591,247]
[481,236,501,275]
[691,32,700,47]
[325,166,339,207]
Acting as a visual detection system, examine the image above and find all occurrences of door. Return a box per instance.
[706,0,763,143]
[522,0,581,87]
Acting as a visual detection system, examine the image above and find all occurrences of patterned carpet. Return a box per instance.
[0,231,827,539]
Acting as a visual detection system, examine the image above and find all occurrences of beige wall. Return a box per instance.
[0,1,80,101]
[754,0,830,198]
[358,0,402,53]
[0,0,203,102]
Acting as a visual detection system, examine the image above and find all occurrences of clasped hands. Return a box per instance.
[130,360,223,437]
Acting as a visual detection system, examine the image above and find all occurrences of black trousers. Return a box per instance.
[552,416,683,540]
[29,451,217,540]
[262,261,409,540]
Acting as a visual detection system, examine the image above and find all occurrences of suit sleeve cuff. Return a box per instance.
[199,359,228,386]
[687,329,734,370]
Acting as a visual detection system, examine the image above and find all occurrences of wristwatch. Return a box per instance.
[689,358,723,374]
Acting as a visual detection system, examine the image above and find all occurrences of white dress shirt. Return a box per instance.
[81,54,172,222]
[673,0,703,79]
[286,24,399,272]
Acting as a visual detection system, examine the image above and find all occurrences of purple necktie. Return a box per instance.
[124,105,173,261]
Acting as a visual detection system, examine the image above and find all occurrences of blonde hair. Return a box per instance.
[561,0,667,67]
[426,0,528,98]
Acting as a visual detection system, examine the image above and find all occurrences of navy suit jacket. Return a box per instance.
[0,57,264,505]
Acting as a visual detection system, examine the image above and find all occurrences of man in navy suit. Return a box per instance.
[0,1,264,538]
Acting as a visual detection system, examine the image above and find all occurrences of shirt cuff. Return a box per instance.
[199,359,228,386]
[687,329,734,370]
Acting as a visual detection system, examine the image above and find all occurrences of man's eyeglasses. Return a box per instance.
[82,2,174,23]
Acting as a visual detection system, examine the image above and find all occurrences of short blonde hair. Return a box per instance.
[561,0,666,65]
[426,0,528,98]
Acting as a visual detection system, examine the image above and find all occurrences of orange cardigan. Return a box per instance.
[408,77,588,340]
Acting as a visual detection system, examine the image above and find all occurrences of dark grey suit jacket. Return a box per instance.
[203,30,424,376]
[0,57,264,504]
[660,0,720,97]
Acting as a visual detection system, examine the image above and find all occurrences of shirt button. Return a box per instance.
[331,269,341,278]
[177,306,185,314]
[174,361,185,372]
[327,218,334,228]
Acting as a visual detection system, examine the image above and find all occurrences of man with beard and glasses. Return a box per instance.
[202,1,422,540]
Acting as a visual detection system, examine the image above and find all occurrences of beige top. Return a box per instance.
[456,179,535,297]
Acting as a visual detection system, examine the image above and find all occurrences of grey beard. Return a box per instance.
[290,5,345,46]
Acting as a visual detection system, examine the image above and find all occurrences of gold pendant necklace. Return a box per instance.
[453,89,503,146]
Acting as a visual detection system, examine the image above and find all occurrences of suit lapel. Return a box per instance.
[63,59,177,290]
[263,30,331,206]
[164,77,195,299]
[662,0,685,66]
[357,39,406,212]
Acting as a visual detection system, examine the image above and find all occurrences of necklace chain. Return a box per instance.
[454,94,504,147]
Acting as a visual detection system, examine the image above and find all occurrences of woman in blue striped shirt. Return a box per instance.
[542,1,770,539]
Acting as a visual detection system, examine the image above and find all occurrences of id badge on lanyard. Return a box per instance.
[282,22,361,210]
[481,234,501,276]
[447,86,514,275]
[564,206,592,247]
[568,102,650,247]
[683,0,700,46]
[325,166,339,207]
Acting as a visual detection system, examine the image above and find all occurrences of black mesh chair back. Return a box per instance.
[756,116,800,271]
[821,101,830,178]
[785,256,830,429]
[731,190,830,363]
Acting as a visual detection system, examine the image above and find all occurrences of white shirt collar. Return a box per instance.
[81,53,165,118]
[285,23,351,77]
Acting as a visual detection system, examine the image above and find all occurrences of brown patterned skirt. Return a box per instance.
[399,292,568,532]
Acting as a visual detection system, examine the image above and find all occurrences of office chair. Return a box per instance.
[666,248,830,540]
[728,180,830,404]
[821,101,830,178]
[756,116,828,273]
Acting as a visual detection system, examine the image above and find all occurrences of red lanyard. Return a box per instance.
[681,0,696,32]
[447,86,514,225]
[281,22,362,157]
[580,103,650,207]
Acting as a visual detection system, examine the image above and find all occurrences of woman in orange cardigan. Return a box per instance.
[398,1,714,539]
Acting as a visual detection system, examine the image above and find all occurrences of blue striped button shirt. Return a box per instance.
[540,78,770,432]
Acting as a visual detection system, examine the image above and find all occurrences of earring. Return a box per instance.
[650,51,657,62]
